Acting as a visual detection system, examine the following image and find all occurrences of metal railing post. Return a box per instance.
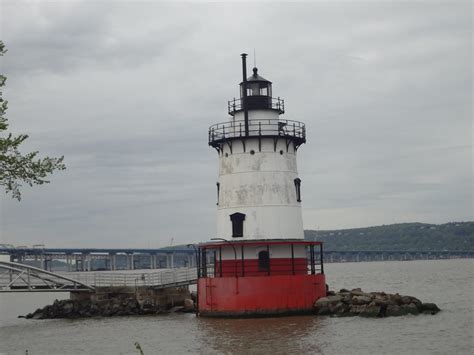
[291,244,295,275]
[267,244,271,276]
[320,244,324,274]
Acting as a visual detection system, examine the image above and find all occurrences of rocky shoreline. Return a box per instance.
[21,288,440,320]
[315,288,441,317]
[21,294,196,320]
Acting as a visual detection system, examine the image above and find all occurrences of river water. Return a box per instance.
[0,259,472,354]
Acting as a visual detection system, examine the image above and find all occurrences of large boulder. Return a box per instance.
[314,295,342,308]
[359,305,381,317]
[350,288,366,296]
[352,295,372,305]
[421,303,441,314]
[373,297,397,307]
[385,304,408,317]
[328,302,346,314]
[348,305,367,315]
[182,298,195,313]
[315,306,331,315]
[389,294,402,305]
[401,303,419,315]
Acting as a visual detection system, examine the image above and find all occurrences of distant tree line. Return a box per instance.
[304,222,474,252]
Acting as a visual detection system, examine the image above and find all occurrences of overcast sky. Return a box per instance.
[0,0,472,248]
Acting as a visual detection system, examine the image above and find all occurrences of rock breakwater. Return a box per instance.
[315,288,440,317]
[22,294,196,320]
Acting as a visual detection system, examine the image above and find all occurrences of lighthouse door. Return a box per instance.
[258,250,270,272]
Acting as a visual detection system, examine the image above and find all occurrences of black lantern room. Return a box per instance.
[228,67,284,116]
[240,67,272,99]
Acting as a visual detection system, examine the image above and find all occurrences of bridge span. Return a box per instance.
[0,261,197,293]
[0,247,196,272]
[1,246,471,274]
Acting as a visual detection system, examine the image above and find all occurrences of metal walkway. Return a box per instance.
[0,261,197,292]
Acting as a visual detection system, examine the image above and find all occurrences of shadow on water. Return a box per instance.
[197,315,325,353]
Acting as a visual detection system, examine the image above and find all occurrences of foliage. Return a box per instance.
[305,222,474,252]
[0,41,65,200]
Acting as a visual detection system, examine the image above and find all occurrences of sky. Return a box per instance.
[0,0,472,248]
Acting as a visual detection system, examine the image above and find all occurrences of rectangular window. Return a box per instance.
[216,182,220,205]
[294,178,302,202]
[230,212,245,238]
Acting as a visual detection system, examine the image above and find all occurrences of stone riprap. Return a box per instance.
[315,288,440,317]
[22,294,196,320]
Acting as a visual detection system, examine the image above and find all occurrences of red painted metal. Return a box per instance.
[198,273,326,317]
[217,258,308,277]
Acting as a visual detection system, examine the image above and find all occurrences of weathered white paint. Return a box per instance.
[215,108,305,241]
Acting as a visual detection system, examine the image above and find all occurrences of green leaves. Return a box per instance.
[0,40,66,201]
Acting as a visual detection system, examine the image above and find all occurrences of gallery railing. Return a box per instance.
[208,119,306,146]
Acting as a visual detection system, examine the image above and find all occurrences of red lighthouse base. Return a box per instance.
[198,273,326,317]
[196,240,326,317]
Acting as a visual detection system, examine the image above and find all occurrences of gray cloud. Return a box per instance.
[1,0,472,247]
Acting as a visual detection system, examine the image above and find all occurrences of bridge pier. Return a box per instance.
[126,253,135,270]
[78,255,86,271]
[85,254,91,271]
[66,254,73,272]
[110,254,116,271]
[166,254,175,268]
[150,254,157,269]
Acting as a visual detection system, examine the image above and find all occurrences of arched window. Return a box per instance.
[230,212,245,238]
[258,250,269,271]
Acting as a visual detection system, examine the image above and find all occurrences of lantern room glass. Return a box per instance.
[241,82,272,97]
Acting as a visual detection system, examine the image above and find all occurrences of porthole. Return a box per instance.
[250,150,255,155]
[280,150,284,155]
[225,153,229,157]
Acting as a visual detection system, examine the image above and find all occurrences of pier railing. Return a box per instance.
[62,268,198,289]
[0,264,198,292]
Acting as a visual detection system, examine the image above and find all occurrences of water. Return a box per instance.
[1,259,472,354]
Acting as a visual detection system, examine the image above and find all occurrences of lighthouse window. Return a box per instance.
[294,178,302,202]
[216,182,220,205]
[230,212,245,238]
[258,251,270,271]
[247,83,260,96]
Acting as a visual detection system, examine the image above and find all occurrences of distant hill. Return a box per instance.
[304,222,474,252]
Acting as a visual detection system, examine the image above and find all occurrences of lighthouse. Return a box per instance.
[197,54,326,317]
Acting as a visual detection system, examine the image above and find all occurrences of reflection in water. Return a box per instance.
[198,316,324,354]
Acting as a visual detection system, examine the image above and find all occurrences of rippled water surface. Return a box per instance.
[1,259,472,354]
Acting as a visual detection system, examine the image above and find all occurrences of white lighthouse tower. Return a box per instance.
[198,54,325,317]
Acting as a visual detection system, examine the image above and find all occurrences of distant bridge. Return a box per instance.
[0,261,197,293]
[322,250,474,263]
[0,247,196,272]
[1,246,472,274]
